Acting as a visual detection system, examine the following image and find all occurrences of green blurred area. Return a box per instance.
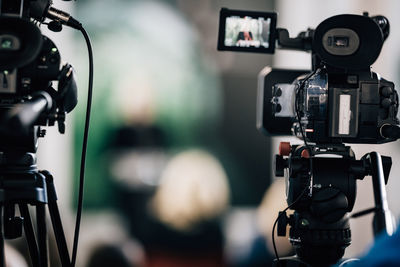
[72,0,224,209]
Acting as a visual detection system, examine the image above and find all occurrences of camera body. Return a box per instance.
[0,22,61,103]
[259,13,398,144]
[268,67,398,144]
[0,0,77,151]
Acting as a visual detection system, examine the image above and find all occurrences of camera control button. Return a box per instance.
[381,86,393,97]
[381,98,392,108]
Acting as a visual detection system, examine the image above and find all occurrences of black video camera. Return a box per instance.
[0,0,78,152]
[0,2,85,266]
[218,8,399,145]
[218,8,399,266]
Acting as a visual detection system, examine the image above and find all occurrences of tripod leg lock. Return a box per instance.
[39,170,58,201]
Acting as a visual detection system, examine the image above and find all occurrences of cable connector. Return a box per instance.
[47,6,82,30]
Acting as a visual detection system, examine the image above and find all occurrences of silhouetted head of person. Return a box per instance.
[87,244,132,267]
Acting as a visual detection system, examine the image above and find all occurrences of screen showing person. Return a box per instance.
[224,15,271,48]
[217,8,277,54]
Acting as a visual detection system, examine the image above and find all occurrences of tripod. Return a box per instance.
[0,151,71,267]
[274,143,395,267]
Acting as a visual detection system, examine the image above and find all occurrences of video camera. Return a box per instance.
[218,8,399,266]
[0,0,80,152]
[218,8,399,144]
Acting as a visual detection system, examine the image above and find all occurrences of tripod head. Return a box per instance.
[274,143,394,266]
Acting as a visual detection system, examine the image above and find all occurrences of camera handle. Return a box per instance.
[0,91,53,136]
[276,28,314,51]
[361,152,395,236]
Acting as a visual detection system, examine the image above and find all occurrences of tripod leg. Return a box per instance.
[41,171,71,267]
[19,204,41,267]
[37,204,48,267]
[0,206,5,267]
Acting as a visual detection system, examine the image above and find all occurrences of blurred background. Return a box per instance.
[7,0,400,266]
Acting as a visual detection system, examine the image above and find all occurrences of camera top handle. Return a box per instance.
[275,13,389,53]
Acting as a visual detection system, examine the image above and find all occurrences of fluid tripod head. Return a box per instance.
[274,143,394,266]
